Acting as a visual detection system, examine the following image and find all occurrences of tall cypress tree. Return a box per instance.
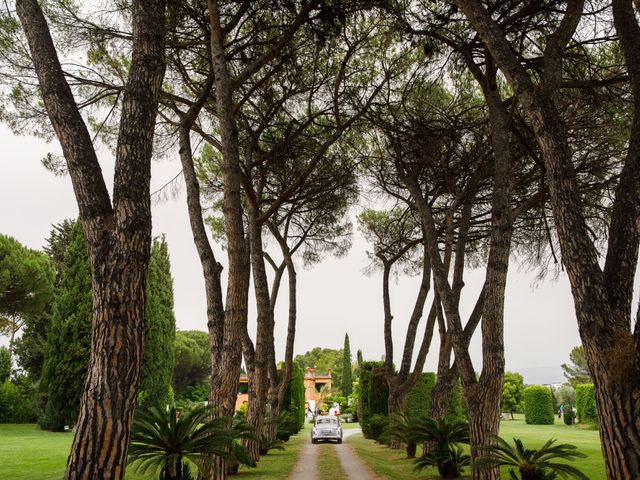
[341,333,353,396]
[138,236,176,407]
[39,221,92,431]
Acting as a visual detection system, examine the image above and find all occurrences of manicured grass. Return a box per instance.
[316,443,347,480]
[348,434,447,480]
[499,415,604,479]
[0,424,153,480]
[234,424,308,479]
[0,423,308,480]
[348,415,605,480]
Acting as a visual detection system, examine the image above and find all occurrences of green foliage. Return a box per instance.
[404,372,436,419]
[13,220,75,379]
[502,372,525,418]
[259,435,286,455]
[412,417,471,479]
[358,361,383,437]
[128,404,255,480]
[555,385,576,407]
[475,436,589,480]
[575,384,597,425]
[281,361,306,434]
[369,413,389,442]
[341,333,353,395]
[0,346,10,382]
[180,382,209,403]
[173,330,211,395]
[0,233,54,324]
[524,386,555,425]
[445,378,466,422]
[294,347,343,389]
[38,221,92,431]
[139,236,176,408]
[0,377,36,423]
[368,367,389,416]
[561,346,592,387]
[564,411,575,426]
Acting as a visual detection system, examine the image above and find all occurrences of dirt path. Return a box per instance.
[289,436,319,480]
[335,429,379,479]
[289,427,379,480]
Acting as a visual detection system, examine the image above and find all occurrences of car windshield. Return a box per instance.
[316,418,337,425]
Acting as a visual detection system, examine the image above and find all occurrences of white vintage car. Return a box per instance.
[311,415,343,444]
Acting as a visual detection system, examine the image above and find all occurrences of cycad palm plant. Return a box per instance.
[387,413,420,458]
[412,417,471,479]
[128,404,255,480]
[474,437,589,480]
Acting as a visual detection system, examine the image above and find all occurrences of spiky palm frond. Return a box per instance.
[475,436,589,480]
[413,416,470,450]
[387,412,421,444]
[128,404,254,478]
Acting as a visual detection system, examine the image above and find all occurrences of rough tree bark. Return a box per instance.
[15,0,167,478]
[243,197,274,461]
[453,1,640,477]
[400,52,515,479]
[380,240,437,449]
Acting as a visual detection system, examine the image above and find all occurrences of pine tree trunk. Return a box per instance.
[207,3,253,476]
[387,385,407,449]
[450,3,640,475]
[16,0,166,477]
[64,260,147,479]
[466,380,503,480]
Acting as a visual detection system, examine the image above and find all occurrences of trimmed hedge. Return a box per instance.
[282,361,306,433]
[358,361,384,438]
[576,384,597,424]
[404,372,436,419]
[524,385,554,425]
[367,367,389,440]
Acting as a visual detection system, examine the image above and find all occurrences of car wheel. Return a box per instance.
[337,438,342,444]
[312,439,318,444]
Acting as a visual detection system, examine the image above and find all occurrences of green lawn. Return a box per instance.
[235,425,308,479]
[348,415,605,480]
[0,423,308,480]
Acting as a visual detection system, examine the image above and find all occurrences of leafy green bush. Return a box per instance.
[0,378,37,423]
[179,382,209,403]
[404,372,436,419]
[281,361,305,433]
[446,378,466,422]
[370,413,389,441]
[564,411,574,425]
[276,411,299,442]
[368,367,389,418]
[524,385,554,425]
[358,361,384,438]
[575,384,597,424]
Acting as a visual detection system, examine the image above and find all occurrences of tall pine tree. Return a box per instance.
[138,236,176,407]
[39,221,92,431]
[342,333,353,396]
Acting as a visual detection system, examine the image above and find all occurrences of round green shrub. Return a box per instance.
[575,384,597,424]
[563,410,574,425]
[369,413,388,441]
[524,385,554,425]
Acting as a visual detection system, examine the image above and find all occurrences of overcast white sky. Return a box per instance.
[0,124,583,384]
